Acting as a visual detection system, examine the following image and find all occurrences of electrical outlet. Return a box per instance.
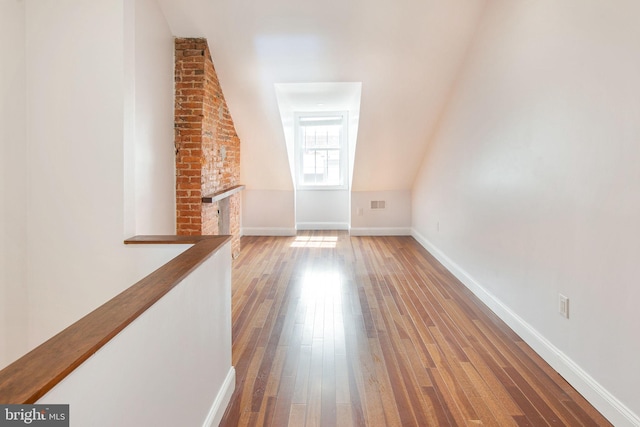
[437,221,440,232]
[559,294,569,318]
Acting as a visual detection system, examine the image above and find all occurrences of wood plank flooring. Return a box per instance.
[219,231,611,426]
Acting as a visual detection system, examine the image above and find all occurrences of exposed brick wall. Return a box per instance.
[175,38,241,257]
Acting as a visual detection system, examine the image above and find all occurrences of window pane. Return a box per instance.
[302,150,323,184]
[326,150,340,185]
[301,149,340,185]
[302,125,341,149]
[297,113,346,187]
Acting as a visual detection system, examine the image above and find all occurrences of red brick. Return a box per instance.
[175,38,241,242]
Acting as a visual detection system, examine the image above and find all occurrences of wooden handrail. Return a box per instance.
[0,235,230,403]
[201,184,245,203]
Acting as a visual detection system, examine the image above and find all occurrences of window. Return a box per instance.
[295,112,348,189]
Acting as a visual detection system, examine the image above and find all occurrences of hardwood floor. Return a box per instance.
[219,231,611,426]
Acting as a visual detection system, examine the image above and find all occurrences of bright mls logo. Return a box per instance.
[0,405,68,426]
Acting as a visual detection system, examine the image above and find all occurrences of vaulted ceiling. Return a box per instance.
[157,0,487,191]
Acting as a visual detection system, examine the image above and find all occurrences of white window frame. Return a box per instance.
[294,111,348,190]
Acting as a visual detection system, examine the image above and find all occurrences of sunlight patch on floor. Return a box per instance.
[290,236,338,248]
[300,269,343,303]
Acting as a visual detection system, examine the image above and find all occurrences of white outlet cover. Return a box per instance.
[559,294,569,318]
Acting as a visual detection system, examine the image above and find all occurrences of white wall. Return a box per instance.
[39,243,234,427]
[296,190,349,230]
[412,0,640,424]
[351,190,411,235]
[0,0,28,368]
[20,0,179,354]
[242,189,412,235]
[25,0,129,348]
[134,0,175,235]
[242,189,296,235]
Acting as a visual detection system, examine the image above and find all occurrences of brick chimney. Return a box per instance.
[174,38,241,257]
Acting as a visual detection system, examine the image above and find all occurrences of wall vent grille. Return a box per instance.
[370,200,386,210]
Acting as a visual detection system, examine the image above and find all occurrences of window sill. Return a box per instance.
[296,186,348,191]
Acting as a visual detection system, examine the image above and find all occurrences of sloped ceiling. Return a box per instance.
[157,0,487,191]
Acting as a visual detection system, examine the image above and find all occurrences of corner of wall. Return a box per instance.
[410,228,640,427]
[0,0,28,369]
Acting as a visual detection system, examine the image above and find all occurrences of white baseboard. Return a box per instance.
[349,227,412,236]
[203,367,236,427]
[410,228,640,427]
[241,227,296,236]
[296,222,349,230]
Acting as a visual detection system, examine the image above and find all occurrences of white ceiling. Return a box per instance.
[157,0,487,191]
